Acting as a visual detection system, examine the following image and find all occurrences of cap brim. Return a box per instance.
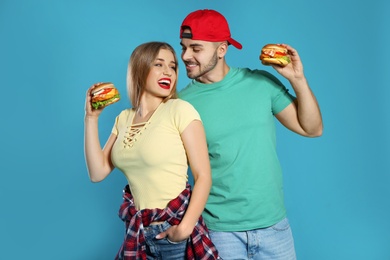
[228,38,242,49]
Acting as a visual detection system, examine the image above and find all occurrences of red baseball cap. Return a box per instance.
[180,9,242,50]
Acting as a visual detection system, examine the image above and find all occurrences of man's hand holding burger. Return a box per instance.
[261,44,305,84]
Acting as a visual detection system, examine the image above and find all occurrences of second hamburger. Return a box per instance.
[260,44,291,67]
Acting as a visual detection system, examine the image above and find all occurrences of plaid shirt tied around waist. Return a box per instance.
[115,183,220,260]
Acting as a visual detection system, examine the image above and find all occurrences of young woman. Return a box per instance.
[84,41,219,259]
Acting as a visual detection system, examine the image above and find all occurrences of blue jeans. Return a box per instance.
[209,218,296,260]
[143,221,188,259]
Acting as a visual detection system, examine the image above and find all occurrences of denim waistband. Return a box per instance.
[144,221,171,233]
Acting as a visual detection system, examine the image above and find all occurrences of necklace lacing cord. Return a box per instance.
[123,126,142,148]
[123,122,150,148]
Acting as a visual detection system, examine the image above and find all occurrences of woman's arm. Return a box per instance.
[156,119,211,241]
[84,84,116,182]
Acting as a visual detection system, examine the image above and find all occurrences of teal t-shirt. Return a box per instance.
[179,67,295,231]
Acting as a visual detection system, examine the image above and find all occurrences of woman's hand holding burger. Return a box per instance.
[85,83,103,119]
[85,82,121,117]
[85,82,121,123]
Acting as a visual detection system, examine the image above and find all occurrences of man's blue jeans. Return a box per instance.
[209,217,296,260]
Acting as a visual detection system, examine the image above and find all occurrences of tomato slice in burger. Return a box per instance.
[275,52,286,56]
[101,88,113,94]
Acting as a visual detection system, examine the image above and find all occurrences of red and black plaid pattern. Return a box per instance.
[115,184,220,260]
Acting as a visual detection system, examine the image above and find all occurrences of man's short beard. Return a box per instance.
[188,49,219,80]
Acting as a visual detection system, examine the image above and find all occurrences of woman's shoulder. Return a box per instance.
[165,98,195,109]
[166,98,196,114]
[116,108,134,120]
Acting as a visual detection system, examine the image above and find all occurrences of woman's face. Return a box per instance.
[144,48,177,99]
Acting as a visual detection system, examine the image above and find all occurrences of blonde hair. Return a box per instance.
[127,42,178,110]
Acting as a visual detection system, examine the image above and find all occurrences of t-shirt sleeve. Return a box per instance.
[111,109,130,136]
[111,115,120,136]
[258,70,295,115]
[172,99,202,133]
[272,86,295,115]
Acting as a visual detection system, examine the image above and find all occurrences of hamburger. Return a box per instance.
[260,44,291,67]
[91,82,120,109]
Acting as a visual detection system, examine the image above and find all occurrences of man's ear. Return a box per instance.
[218,42,228,58]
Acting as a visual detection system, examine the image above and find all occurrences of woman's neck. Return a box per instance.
[133,96,163,123]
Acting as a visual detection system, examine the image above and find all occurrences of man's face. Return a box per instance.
[180,29,220,81]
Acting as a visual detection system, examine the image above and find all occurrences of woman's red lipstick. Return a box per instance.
[158,78,171,89]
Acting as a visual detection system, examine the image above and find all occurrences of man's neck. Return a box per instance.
[196,62,230,84]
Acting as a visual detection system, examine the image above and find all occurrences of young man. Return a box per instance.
[177,9,323,260]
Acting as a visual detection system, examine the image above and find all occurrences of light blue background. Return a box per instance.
[1,0,389,259]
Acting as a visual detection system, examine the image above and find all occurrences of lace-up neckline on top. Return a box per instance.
[123,121,150,148]
[123,103,162,148]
